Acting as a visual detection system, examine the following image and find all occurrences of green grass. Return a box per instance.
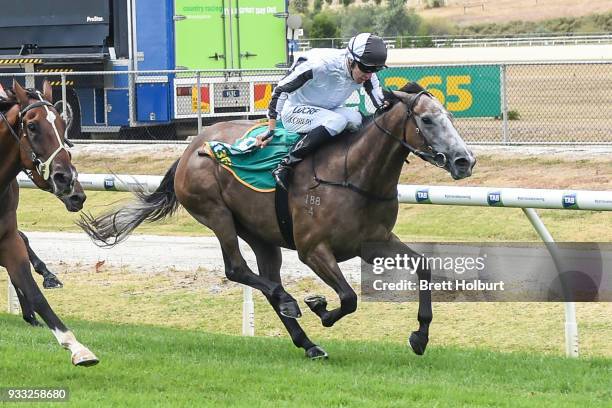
[1,314,610,408]
[2,270,610,359]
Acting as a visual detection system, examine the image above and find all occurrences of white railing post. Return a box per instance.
[242,286,255,336]
[522,208,579,357]
[8,281,20,314]
[61,73,67,124]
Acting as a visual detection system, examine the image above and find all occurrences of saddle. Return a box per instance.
[198,123,300,248]
[198,123,301,192]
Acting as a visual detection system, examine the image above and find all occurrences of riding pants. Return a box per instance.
[280,104,362,136]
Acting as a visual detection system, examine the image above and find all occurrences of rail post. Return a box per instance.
[522,208,579,357]
[500,64,510,144]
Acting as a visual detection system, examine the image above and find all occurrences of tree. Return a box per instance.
[309,12,340,40]
[374,0,422,37]
[313,0,323,14]
[291,0,309,14]
[339,5,379,37]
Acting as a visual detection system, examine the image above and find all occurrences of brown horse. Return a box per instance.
[0,80,98,366]
[79,83,475,359]
[18,182,86,289]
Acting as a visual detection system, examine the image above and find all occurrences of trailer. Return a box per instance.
[0,0,289,139]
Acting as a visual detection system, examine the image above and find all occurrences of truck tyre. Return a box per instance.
[53,88,84,140]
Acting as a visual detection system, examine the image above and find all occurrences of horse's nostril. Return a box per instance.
[70,194,85,204]
[454,157,470,172]
[53,172,70,185]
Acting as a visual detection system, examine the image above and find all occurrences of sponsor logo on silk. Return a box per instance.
[562,193,579,209]
[487,192,503,206]
[292,106,320,115]
[416,189,431,203]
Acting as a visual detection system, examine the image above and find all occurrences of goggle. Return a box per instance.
[356,61,384,73]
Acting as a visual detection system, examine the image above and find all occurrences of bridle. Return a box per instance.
[0,91,69,185]
[372,90,448,168]
[310,90,449,202]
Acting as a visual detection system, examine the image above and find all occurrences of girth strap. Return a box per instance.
[274,185,297,250]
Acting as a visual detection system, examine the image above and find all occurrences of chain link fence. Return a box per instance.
[1,62,610,144]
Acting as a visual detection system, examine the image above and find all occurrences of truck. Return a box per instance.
[0,0,290,139]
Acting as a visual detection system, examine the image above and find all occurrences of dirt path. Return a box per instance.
[24,232,362,282]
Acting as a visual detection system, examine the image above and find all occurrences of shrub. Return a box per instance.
[507,110,520,120]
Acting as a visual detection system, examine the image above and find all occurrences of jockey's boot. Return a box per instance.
[273,126,333,191]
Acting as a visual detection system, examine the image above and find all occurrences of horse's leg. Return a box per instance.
[361,234,432,355]
[11,278,43,327]
[240,232,327,359]
[0,232,98,366]
[300,243,358,327]
[192,209,302,319]
[18,230,63,289]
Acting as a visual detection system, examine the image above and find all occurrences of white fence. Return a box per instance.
[298,33,612,51]
[13,173,612,357]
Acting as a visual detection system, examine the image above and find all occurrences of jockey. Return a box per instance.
[258,32,388,191]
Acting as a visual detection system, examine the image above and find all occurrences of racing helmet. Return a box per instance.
[346,33,388,73]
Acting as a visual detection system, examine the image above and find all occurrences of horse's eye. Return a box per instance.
[421,117,433,125]
[27,122,36,132]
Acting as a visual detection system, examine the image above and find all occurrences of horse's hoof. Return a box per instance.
[43,276,63,289]
[408,331,429,356]
[72,349,99,367]
[305,345,328,360]
[305,295,327,313]
[279,300,302,319]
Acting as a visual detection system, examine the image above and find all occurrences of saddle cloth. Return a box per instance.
[200,122,301,192]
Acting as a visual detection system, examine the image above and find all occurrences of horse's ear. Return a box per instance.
[383,89,399,105]
[12,79,29,106]
[42,80,53,103]
[392,90,413,105]
[0,83,7,99]
[399,81,426,94]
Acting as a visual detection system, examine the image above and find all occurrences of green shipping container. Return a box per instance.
[174,0,287,70]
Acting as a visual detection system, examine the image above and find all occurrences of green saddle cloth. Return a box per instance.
[203,123,301,192]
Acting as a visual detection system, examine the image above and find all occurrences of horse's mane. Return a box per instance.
[381,81,426,108]
[359,81,426,129]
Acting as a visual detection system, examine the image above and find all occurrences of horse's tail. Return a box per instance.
[77,159,181,247]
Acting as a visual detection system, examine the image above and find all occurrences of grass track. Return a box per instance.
[0,314,610,407]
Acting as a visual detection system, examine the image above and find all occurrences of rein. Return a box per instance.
[0,92,68,184]
[309,91,446,202]
[311,143,398,201]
